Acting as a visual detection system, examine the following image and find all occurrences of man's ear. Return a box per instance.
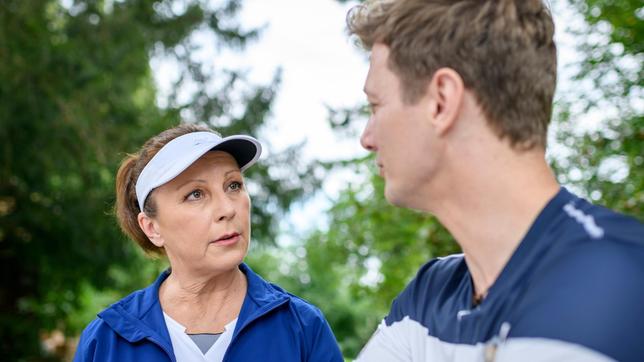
[138,212,164,248]
[426,67,464,136]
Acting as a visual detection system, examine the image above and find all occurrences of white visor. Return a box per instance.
[135,131,262,211]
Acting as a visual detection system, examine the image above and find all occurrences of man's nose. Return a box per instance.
[360,116,377,151]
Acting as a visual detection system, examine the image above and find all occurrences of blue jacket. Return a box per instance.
[74,263,343,361]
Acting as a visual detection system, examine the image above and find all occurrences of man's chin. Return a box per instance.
[384,185,406,207]
[385,185,429,212]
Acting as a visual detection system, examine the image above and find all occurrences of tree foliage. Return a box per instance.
[553,0,642,218]
[0,0,318,359]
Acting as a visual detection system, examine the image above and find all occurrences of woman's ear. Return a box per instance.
[427,67,465,136]
[138,212,164,248]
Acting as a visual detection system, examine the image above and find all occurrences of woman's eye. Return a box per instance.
[228,181,242,191]
[186,189,203,201]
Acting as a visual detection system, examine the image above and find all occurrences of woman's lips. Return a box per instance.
[211,232,240,246]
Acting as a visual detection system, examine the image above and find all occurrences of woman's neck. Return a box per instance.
[159,266,247,333]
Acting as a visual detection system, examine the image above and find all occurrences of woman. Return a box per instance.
[74,124,343,362]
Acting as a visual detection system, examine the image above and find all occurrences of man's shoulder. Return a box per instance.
[510,214,644,361]
[416,253,467,285]
[385,254,467,324]
[555,191,643,245]
[519,232,644,315]
[406,253,467,299]
[539,198,644,291]
[517,195,644,318]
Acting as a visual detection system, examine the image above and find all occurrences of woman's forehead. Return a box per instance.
[175,151,241,179]
[199,150,238,163]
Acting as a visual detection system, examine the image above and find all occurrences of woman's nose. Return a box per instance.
[214,196,236,222]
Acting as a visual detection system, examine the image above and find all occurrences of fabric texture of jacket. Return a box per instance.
[74,263,343,362]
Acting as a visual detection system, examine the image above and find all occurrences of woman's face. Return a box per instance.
[143,151,251,275]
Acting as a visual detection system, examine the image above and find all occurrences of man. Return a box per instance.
[348,0,644,361]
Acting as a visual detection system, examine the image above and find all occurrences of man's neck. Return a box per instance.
[429,148,559,299]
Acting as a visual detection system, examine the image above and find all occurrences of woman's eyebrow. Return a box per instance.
[173,169,240,190]
[174,179,207,191]
[224,169,241,176]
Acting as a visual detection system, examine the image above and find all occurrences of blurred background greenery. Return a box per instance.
[0,0,641,360]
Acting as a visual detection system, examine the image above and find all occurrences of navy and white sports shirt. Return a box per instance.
[357,188,644,362]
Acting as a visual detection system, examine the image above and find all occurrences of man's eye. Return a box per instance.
[186,190,203,200]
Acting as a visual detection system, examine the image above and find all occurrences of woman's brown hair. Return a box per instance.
[115,123,216,255]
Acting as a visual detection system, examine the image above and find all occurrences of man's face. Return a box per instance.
[361,43,442,209]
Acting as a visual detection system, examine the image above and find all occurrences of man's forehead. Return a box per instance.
[371,43,389,63]
[363,72,376,97]
[363,45,391,97]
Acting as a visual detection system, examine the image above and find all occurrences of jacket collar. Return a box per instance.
[97,268,173,348]
[233,263,290,337]
[97,263,290,345]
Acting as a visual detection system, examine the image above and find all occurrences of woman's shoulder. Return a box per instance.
[262,284,343,359]
[284,289,327,321]
[260,281,333,334]
[74,315,114,359]
[74,283,170,361]
[76,274,167,345]
[242,264,326,321]
[76,291,137,344]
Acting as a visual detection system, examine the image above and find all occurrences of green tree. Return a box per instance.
[0,0,319,359]
[553,0,642,219]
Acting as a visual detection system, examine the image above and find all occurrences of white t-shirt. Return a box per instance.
[163,312,237,362]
